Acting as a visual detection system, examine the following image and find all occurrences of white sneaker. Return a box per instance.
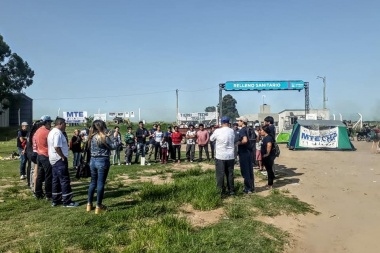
[145,163,151,166]
[20,175,26,180]
[118,163,121,166]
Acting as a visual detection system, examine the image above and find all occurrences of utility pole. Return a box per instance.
[317,76,327,109]
[176,89,179,125]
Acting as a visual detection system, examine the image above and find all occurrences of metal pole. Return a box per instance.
[176,89,179,125]
[323,77,326,109]
[317,76,327,109]
[18,108,20,125]
[138,108,141,121]
[219,83,224,123]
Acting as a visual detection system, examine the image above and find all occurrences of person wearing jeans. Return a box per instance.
[71,129,82,169]
[17,122,28,180]
[185,125,196,162]
[134,121,149,165]
[87,120,117,214]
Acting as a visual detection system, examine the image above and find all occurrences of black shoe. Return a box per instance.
[51,201,63,207]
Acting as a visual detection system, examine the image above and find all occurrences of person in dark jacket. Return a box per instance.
[71,129,82,170]
[260,125,276,189]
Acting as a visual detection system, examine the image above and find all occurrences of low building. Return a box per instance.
[0,93,33,127]
[278,109,329,131]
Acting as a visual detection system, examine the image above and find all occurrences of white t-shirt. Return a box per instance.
[210,126,235,160]
[48,127,69,165]
[186,130,196,145]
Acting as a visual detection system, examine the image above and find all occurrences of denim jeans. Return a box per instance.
[134,142,146,163]
[18,147,27,176]
[186,144,195,161]
[88,157,110,206]
[73,152,81,168]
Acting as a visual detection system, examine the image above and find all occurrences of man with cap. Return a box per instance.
[236,116,254,193]
[210,116,235,196]
[48,117,79,207]
[17,122,29,180]
[34,115,53,200]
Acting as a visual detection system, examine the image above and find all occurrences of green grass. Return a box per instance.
[0,128,318,252]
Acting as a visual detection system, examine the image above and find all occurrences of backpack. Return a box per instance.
[272,142,280,157]
[248,127,257,141]
[75,144,91,179]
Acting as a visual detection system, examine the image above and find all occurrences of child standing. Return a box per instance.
[160,137,169,164]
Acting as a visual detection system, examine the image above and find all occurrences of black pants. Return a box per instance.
[198,144,210,161]
[215,159,235,193]
[125,144,134,163]
[173,144,181,161]
[239,150,254,192]
[263,156,275,186]
[35,155,52,198]
[210,142,215,159]
[154,142,161,160]
[250,140,256,165]
[52,159,73,205]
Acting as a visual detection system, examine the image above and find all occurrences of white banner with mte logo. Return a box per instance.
[299,126,339,148]
[63,111,88,123]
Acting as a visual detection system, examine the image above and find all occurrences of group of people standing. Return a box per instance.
[17,116,79,208]
[211,115,277,195]
[16,115,278,213]
[16,116,121,214]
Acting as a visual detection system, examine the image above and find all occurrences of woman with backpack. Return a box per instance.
[87,120,117,214]
[260,125,276,189]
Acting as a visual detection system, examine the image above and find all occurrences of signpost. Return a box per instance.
[224,80,305,91]
[63,111,88,123]
[219,80,310,119]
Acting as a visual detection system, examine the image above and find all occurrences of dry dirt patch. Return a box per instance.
[178,203,225,227]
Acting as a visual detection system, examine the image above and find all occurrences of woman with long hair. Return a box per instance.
[112,126,122,165]
[260,125,276,189]
[86,120,117,214]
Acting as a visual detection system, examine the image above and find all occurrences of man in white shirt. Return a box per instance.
[48,117,78,207]
[210,116,235,196]
[185,125,197,162]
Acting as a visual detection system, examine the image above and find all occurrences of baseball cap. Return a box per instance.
[221,116,230,124]
[21,122,28,126]
[40,115,52,122]
[236,116,248,123]
[254,123,260,127]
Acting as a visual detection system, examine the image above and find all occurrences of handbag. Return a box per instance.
[76,145,91,179]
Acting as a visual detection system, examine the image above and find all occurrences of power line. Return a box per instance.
[34,89,176,100]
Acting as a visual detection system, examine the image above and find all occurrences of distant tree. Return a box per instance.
[205,106,216,112]
[0,34,34,113]
[221,94,239,120]
[85,116,94,128]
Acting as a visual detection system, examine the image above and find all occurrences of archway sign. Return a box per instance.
[218,80,309,120]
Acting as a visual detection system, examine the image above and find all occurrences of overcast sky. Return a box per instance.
[1,0,379,122]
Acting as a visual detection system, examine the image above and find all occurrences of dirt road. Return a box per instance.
[273,141,380,253]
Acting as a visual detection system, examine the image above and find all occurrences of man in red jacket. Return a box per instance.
[171,126,183,163]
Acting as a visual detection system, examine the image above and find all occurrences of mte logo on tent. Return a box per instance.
[299,126,339,148]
